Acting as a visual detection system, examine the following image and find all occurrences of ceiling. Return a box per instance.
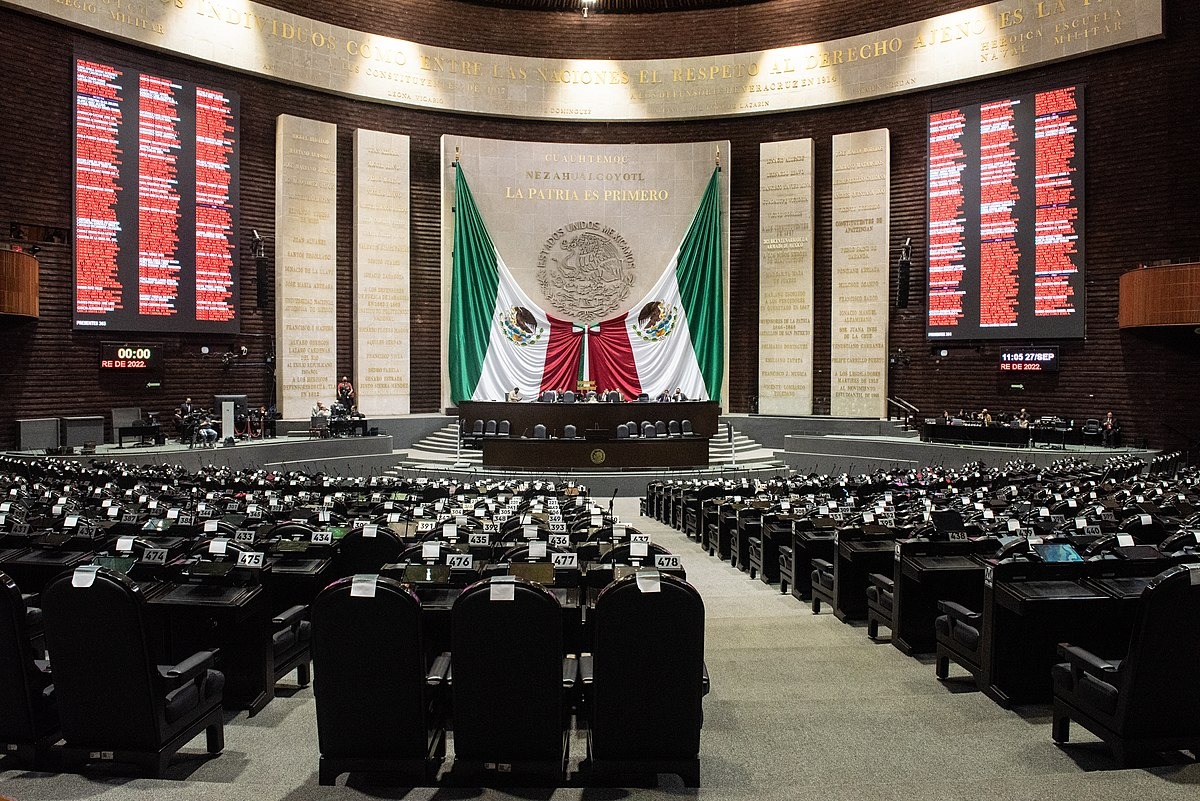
[456,0,772,12]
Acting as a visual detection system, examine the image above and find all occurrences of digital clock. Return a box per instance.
[998,347,1059,373]
[99,342,164,377]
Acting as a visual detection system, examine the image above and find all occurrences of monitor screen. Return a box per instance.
[1033,542,1083,563]
[927,86,1084,341]
[73,53,240,333]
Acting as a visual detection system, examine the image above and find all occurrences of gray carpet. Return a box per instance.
[3,497,1198,800]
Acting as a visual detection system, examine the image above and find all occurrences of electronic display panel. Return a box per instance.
[998,346,1059,373]
[73,53,240,333]
[927,86,1083,340]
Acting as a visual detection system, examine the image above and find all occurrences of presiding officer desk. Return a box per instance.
[456,399,719,469]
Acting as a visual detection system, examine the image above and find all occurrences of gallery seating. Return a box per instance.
[1051,564,1200,767]
[312,575,446,785]
[42,566,225,777]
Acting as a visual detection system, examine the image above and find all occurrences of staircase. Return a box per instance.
[396,421,784,471]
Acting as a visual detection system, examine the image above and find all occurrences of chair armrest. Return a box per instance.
[702,661,711,696]
[937,600,981,625]
[33,658,50,676]
[811,558,834,573]
[426,651,451,686]
[160,649,218,686]
[562,654,579,690]
[22,593,40,608]
[868,573,894,590]
[579,652,594,685]
[1057,643,1121,678]
[272,604,308,628]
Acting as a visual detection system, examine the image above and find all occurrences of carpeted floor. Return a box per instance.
[2,497,1198,800]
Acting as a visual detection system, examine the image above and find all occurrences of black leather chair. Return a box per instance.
[810,557,834,614]
[1051,564,1200,767]
[449,577,576,784]
[865,572,894,641]
[0,571,56,768]
[271,604,312,689]
[934,599,984,688]
[42,566,224,777]
[333,525,406,577]
[563,424,577,439]
[497,419,511,436]
[581,570,707,786]
[534,424,548,439]
[312,575,446,785]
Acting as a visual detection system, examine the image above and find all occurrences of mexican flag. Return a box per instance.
[589,168,723,402]
[449,163,580,403]
[449,163,723,403]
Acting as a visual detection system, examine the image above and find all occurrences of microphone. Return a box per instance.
[252,229,261,240]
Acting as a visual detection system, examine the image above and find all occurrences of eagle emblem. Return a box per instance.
[500,306,543,346]
[631,301,678,342]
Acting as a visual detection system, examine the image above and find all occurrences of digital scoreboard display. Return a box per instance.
[927,86,1084,341]
[73,54,240,333]
[99,342,165,378]
[998,346,1059,373]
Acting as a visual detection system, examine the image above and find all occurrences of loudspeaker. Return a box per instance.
[256,256,270,309]
[896,259,911,308]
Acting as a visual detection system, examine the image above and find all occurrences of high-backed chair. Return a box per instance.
[333,525,407,578]
[681,419,694,436]
[563,424,577,439]
[271,604,312,689]
[615,424,630,439]
[562,391,576,404]
[533,424,548,439]
[599,541,673,567]
[582,571,707,786]
[1051,564,1200,766]
[497,419,511,436]
[0,571,56,768]
[667,420,681,436]
[654,420,667,437]
[312,576,446,785]
[42,567,224,777]
[484,419,498,436]
[449,577,575,784]
[934,599,984,689]
[641,422,656,438]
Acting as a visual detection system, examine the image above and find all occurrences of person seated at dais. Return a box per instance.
[505,386,522,403]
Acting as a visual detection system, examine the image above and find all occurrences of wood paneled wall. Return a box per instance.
[0,1,1197,451]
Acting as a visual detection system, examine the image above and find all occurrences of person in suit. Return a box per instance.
[673,387,688,401]
[1102,411,1120,447]
[180,397,194,416]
